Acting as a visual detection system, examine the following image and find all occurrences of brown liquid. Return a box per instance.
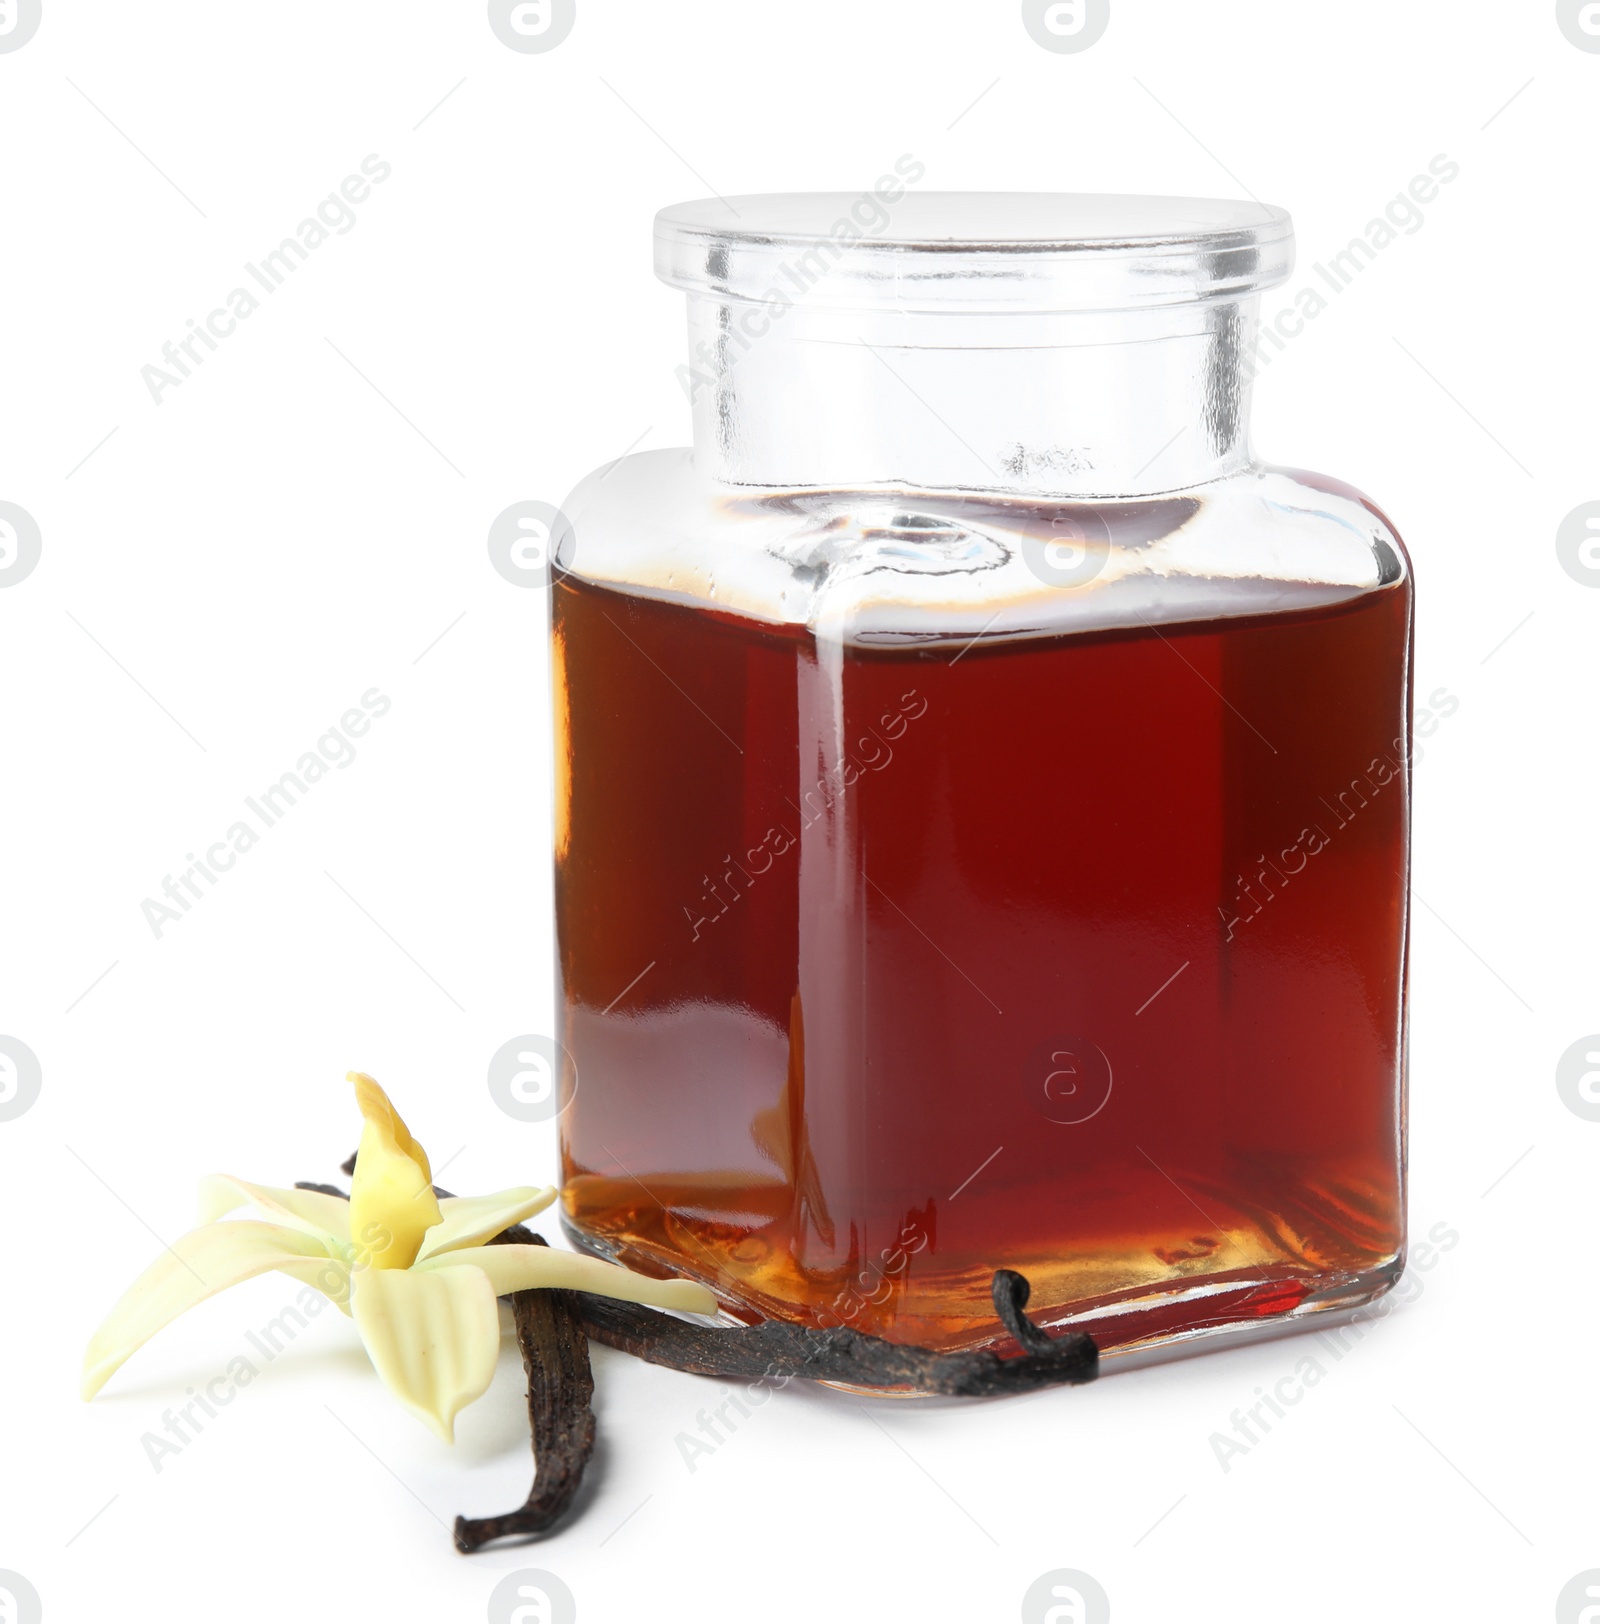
[553,567,1409,1353]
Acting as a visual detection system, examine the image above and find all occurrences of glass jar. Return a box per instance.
[551,192,1410,1368]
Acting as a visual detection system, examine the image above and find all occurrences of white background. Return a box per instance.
[1,3,1594,1621]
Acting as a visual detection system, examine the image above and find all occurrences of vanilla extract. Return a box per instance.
[550,191,1413,1372]
[555,572,1410,1354]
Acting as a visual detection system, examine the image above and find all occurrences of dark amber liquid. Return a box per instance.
[554,568,1409,1353]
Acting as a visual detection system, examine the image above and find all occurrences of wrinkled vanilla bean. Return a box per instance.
[305,1171,596,1551]
[452,1235,597,1553]
[306,1166,1100,1393]
[299,1161,1098,1553]
[570,1269,1097,1397]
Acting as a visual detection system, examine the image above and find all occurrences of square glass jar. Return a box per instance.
[549,193,1410,1370]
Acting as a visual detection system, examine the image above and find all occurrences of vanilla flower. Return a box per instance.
[83,1073,715,1439]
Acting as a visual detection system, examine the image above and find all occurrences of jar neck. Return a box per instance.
[682,296,1259,498]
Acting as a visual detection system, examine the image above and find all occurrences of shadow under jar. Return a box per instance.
[550,192,1411,1371]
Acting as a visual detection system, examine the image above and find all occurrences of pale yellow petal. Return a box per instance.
[346,1072,441,1270]
[197,1174,352,1247]
[415,1187,557,1261]
[82,1221,349,1400]
[349,1263,500,1442]
[418,1243,717,1317]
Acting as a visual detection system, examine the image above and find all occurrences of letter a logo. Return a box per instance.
[1045,1586,1087,1624]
